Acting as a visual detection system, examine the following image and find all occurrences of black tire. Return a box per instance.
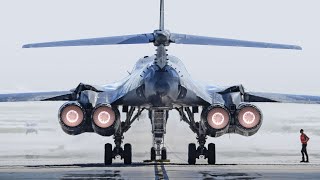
[124,143,132,165]
[151,147,156,161]
[104,143,113,165]
[161,147,167,160]
[188,143,197,165]
[207,143,216,165]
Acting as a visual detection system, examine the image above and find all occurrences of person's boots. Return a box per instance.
[300,156,305,163]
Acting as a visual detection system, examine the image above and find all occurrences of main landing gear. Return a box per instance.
[177,107,216,165]
[104,143,132,165]
[187,136,216,165]
[104,107,144,165]
[104,136,132,165]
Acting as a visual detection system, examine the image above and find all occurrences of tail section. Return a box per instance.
[23,33,155,48]
[169,33,302,50]
[159,0,165,30]
[22,0,302,51]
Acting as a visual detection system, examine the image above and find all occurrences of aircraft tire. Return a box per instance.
[188,143,197,165]
[104,143,113,165]
[151,147,156,161]
[207,143,216,165]
[161,147,167,160]
[124,143,132,165]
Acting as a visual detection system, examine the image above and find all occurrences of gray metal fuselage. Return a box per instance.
[143,64,180,107]
[110,54,210,109]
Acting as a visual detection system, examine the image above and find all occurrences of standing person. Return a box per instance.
[300,129,310,163]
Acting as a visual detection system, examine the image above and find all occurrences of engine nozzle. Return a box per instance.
[58,102,87,135]
[201,104,231,137]
[235,104,263,136]
[91,104,120,136]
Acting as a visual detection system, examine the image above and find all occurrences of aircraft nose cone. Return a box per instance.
[154,81,170,96]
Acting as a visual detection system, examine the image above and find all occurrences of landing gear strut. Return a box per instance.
[187,137,216,165]
[104,107,144,165]
[177,107,216,165]
[104,135,132,165]
[150,110,168,161]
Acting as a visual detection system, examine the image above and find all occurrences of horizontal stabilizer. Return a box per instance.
[22,31,302,50]
[170,33,302,50]
[23,33,155,48]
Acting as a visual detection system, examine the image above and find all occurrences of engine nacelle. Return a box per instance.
[235,103,263,136]
[201,104,231,137]
[58,102,88,135]
[91,104,120,136]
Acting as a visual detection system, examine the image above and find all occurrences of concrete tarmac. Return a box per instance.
[1,163,320,179]
[1,103,320,179]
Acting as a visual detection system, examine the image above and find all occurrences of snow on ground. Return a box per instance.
[0,102,319,166]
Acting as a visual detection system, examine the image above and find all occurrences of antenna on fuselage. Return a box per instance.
[159,0,165,30]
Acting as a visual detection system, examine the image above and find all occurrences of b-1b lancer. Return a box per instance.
[1,0,318,165]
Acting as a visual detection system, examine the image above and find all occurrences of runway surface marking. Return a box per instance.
[154,163,169,180]
[0,163,320,179]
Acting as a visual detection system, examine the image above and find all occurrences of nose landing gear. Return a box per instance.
[149,110,169,162]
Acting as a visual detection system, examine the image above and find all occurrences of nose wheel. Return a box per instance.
[149,110,169,162]
[151,147,156,161]
[161,147,167,160]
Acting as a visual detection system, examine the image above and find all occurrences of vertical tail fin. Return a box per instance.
[159,0,165,30]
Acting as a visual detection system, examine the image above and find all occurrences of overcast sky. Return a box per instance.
[0,0,319,95]
[1,1,320,164]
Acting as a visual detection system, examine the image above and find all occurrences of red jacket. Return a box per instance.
[300,133,309,144]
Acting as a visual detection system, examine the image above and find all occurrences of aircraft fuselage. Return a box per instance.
[143,64,180,107]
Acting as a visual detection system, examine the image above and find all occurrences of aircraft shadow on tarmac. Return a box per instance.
[25,162,241,168]
[25,163,262,180]
[26,162,315,168]
[61,170,122,180]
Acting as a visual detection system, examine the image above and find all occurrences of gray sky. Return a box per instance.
[0,0,319,95]
[0,1,320,165]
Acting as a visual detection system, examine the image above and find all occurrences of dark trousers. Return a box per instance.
[301,144,309,161]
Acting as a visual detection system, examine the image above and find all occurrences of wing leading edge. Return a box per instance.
[0,91,72,102]
[213,85,320,105]
[244,92,320,104]
[0,83,106,103]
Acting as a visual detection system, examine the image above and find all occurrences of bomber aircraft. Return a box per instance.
[1,0,319,165]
